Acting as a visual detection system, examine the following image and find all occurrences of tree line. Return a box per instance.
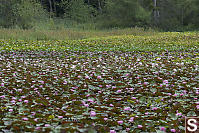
[0,0,199,31]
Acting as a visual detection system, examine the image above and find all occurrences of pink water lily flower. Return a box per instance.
[132,97,136,100]
[1,83,4,86]
[176,113,182,116]
[24,100,29,103]
[109,104,114,107]
[35,127,40,130]
[124,107,131,111]
[110,130,116,133]
[45,124,51,127]
[129,117,134,122]
[0,95,5,98]
[22,117,29,121]
[104,118,108,121]
[160,127,166,131]
[152,107,158,110]
[88,99,94,103]
[9,109,13,112]
[97,76,102,79]
[117,90,122,93]
[90,111,96,117]
[138,125,143,128]
[117,120,123,124]
[171,129,176,132]
[163,80,168,84]
[57,116,63,119]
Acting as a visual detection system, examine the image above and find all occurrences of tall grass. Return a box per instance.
[0,27,157,40]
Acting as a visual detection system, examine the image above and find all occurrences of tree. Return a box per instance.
[0,0,48,29]
[156,0,197,31]
[0,0,18,28]
[183,0,199,29]
[99,0,150,28]
[153,0,160,26]
[62,0,96,23]
[15,0,48,29]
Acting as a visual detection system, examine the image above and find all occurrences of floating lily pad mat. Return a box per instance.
[0,50,198,132]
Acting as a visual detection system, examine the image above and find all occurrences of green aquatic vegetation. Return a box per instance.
[0,51,198,132]
[0,32,198,132]
[0,32,199,52]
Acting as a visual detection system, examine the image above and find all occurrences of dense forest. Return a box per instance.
[0,0,199,31]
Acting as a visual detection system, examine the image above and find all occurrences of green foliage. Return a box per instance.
[14,0,48,29]
[157,0,199,31]
[98,0,150,28]
[63,0,96,23]
[1,0,199,31]
[0,0,18,28]
[187,0,199,29]
[0,0,48,29]
[0,32,198,51]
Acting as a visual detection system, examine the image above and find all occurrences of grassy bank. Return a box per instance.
[0,27,156,40]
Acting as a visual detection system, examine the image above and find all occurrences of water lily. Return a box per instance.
[124,107,131,111]
[1,83,4,86]
[9,109,13,112]
[117,90,122,93]
[176,112,182,116]
[138,125,143,128]
[97,75,102,79]
[163,80,168,84]
[110,130,116,133]
[109,104,114,107]
[45,124,51,127]
[24,100,29,103]
[171,129,176,132]
[104,118,108,121]
[90,111,96,117]
[88,99,94,103]
[160,127,166,131]
[129,117,134,122]
[132,97,136,100]
[126,128,130,131]
[22,117,29,121]
[58,116,63,119]
[0,95,5,98]
[84,104,89,107]
[117,120,123,124]
[152,107,158,111]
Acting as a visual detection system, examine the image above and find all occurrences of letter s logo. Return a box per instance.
[187,119,197,132]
